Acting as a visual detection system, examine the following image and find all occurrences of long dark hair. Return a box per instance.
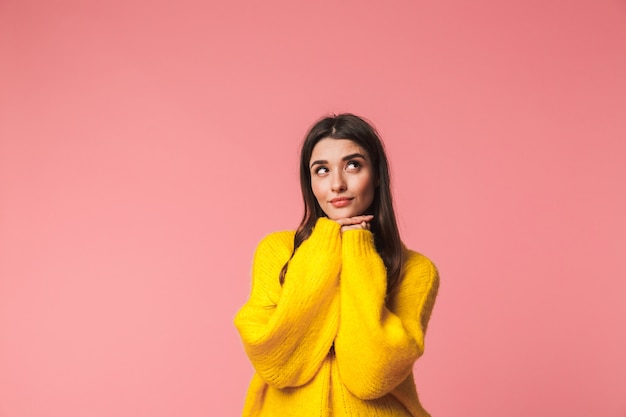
[279,113,403,294]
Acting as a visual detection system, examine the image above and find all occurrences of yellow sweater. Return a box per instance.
[234,218,439,417]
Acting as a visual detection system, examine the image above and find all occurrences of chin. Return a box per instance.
[324,213,341,221]
[325,209,362,220]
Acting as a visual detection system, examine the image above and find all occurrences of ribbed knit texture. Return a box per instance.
[234,218,439,417]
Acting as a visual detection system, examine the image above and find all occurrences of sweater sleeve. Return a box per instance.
[334,230,439,400]
[234,218,342,388]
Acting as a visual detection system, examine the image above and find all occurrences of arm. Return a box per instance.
[334,230,439,400]
[234,218,342,388]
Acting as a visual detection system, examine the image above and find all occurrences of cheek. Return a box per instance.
[361,183,376,211]
[355,176,375,200]
[310,180,325,202]
[364,184,375,206]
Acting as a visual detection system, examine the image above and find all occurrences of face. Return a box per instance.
[309,138,376,220]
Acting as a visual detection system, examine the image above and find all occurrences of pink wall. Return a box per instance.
[1,1,625,416]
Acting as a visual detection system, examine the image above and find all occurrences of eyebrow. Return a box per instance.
[310,153,367,169]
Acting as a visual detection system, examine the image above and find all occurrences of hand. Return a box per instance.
[335,215,373,234]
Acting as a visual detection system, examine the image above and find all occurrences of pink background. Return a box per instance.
[1,0,625,416]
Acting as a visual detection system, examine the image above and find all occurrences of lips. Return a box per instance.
[330,197,353,208]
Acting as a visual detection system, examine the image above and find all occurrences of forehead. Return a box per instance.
[310,138,368,161]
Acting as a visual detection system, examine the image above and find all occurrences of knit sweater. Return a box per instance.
[234,217,439,417]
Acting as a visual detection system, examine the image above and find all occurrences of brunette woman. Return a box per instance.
[235,113,439,417]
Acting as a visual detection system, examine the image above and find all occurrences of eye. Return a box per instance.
[314,166,329,175]
[346,160,361,170]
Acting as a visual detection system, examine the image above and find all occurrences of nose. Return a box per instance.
[330,171,347,193]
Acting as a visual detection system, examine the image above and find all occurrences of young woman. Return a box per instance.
[234,114,439,417]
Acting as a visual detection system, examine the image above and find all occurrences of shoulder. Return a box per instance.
[402,247,437,274]
[254,230,295,263]
[249,230,295,292]
[398,246,440,292]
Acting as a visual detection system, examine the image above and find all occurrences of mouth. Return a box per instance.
[330,197,353,208]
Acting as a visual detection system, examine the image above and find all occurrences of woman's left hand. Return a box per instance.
[334,215,373,234]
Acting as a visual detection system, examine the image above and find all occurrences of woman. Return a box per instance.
[234,113,439,417]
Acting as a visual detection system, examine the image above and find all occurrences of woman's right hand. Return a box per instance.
[334,215,373,234]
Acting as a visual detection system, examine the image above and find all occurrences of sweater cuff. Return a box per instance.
[306,217,342,252]
[341,229,377,258]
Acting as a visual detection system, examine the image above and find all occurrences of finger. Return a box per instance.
[335,218,355,226]
[340,225,353,233]
[335,217,363,226]
[335,215,374,228]
[347,215,374,224]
